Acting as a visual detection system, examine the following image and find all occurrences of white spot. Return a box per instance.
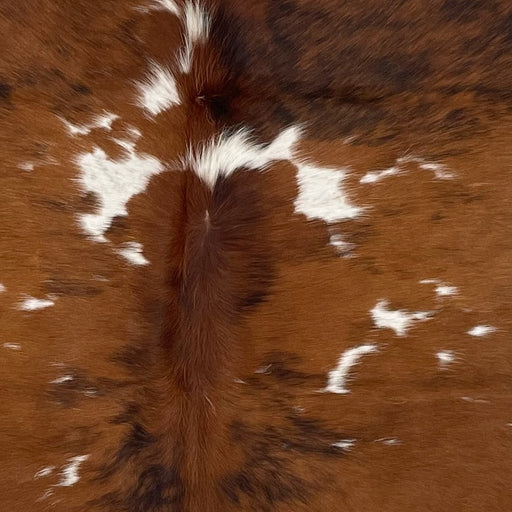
[127,126,142,139]
[437,350,455,368]
[186,126,301,189]
[467,325,496,337]
[370,299,431,337]
[435,285,458,297]
[116,241,150,266]
[3,343,21,350]
[419,162,454,179]
[76,145,163,239]
[136,62,180,116]
[360,166,400,184]
[233,378,246,384]
[329,233,356,257]
[18,162,35,171]
[255,364,272,374]
[324,344,378,394]
[56,455,89,487]
[420,279,458,298]
[460,396,490,403]
[331,439,356,451]
[419,278,439,284]
[148,0,180,15]
[294,163,363,223]
[92,112,119,131]
[375,437,402,446]
[177,2,211,73]
[18,296,55,311]
[60,111,118,136]
[0,282,5,292]
[34,466,55,479]
[51,375,74,384]
[61,119,90,136]
[113,137,137,153]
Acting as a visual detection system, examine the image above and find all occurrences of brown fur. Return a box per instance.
[0,1,510,511]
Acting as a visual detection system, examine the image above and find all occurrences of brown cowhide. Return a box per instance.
[0,1,510,511]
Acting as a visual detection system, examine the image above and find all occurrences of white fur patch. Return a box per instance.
[76,145,163,240]
[3,343,21,350]
[57,455,89,487]
[61,112,118,137]
[360,166,400,184]
[34,466,55,480]
[437,350,455,367]
[186,126,301,188]
[370,299,431,336]
[324,344,378,394]
[116,241,150,266]
[467,325,496,337]
[435,285,458,297]
[18,296,55,311]
[397,155,455,180]
[418,162,454,179]
[148,0,180,15]
[51,375,74,384]
[0,283,5,292]
[329,233,355,257]
[136,63,180,116]
[18,162,35,171]
[375,437,402,446]
[331,439,356,451]
[177,2,210,73]
[294,163,363,223]
[420,279,458,297]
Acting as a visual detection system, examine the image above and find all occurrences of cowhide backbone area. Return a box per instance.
[0,1,510,512]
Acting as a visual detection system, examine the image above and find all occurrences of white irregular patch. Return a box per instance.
[370,299,431,337]
[375,437,402,446]
[178,2,211,73]
[136,63,180,116]
[397,155,455,180]
[3,343,21,350]
[294,163,363,223]
[34,466,55,479]
[18,296,55,311]
[467,325,496,337]
[57,455,89,487]
[61,112,118,137]
[148,0,180,15]
[419,279,458,298]
[437,350,455,367]
[419,162,454,179]
[331,439,356,451]
[116,241,150,266]
[0,282,5,292]
[324,344,378,394]
[435,285,458,297]
[51,375,74,384]
[76,145,163,240]
[254,364,272,375]
[186,126,301,189]
[360,166,400,184]
[18,162,35,171]
[460,396,489,403]
[329,233,355,257]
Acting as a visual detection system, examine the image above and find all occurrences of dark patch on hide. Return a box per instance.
[222,414,350,510]
[95,465,185,512]
[0,81,12,100]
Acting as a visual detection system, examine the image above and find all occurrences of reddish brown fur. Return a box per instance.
[0,0,511,511]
